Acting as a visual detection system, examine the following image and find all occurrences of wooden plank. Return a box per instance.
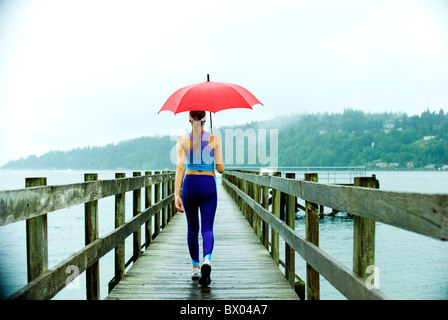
[223,171,448,241]
[0,173,174,226]
[222,177,389,300]
[106,181,299,300]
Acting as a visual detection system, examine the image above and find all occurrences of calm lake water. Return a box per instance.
[0,170,447,300]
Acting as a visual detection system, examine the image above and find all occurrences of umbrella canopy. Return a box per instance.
[158,75,262,115]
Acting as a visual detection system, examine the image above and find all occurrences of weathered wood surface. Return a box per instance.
[9,194,174,300]
[106,181,299,300]
[222,175,389,300]
[353,177,377,284]
[84,173,100,300]
[224,171,448,240]
[0,173,174,226]
[304,173,319,300]
[284,173,295,288]
[25,178,48,283]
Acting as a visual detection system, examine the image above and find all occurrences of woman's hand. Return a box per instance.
[175,194,184,212]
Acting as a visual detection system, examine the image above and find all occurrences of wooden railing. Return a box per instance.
[0,171,175,300]
[222,170,448,300]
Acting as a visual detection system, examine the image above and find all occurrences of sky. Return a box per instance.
[1,0,447,166]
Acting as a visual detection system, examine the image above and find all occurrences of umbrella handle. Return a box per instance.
[209,112,213,134]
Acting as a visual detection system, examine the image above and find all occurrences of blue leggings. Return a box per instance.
[182,175,217,266]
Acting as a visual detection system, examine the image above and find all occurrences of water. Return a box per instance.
[0,170,447,300]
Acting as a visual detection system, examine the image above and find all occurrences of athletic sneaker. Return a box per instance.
[199,259,211,287]
[191,266,201,280]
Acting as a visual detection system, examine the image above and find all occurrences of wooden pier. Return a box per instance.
[106,181,298,300]
[0,170,447,300]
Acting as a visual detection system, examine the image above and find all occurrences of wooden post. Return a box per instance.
[133,172,142,261]
[25,177,48,283]
[237,172,242,213]
[353,176,378,282]
[261,173,269,250]
[238,172,244,212]
[251,172,261,239]
[145,171,152,249]
[285,172,295,288]
[162,171,167,229]
[271,172,281,265]
[280,191,286,221]
[154,171,161,239]
[84,173,99,300]
[305,173,320,300]
[319,205,325,218]
[246,171,252,225]
[171,171,176,218]
[241,172,248,220]
[112,172,125,292]
[167,171,173,221]
[249,172,254,228]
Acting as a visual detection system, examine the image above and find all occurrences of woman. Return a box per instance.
[174,110,224,287]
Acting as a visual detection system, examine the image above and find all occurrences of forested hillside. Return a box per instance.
[2,135,175,170]
[2,109,447,170]
[277,109,448,169]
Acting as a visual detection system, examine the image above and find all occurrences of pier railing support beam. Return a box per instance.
[162,171,168,229]
[154,171,161,239]
[26,177,48,283]
[145,171,153,248]
[285,172,296,288]
[133,172,142,261]
[270,172,281,265]
[261,175,269,250]
[110,172,126,293]
[85,173,99,300]
[305,173,320,300]
[353,176,378,285]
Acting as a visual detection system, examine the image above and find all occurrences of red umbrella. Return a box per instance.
[158,74,262,131]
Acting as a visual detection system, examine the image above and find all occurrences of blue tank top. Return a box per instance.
[185,131,215,171]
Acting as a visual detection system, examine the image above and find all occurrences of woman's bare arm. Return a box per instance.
[211,135,224,173]
[174,136,186,212]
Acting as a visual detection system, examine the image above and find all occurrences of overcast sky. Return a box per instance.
[1,0,447,166]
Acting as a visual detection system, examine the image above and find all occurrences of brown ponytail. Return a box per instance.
[189,111,206,155]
